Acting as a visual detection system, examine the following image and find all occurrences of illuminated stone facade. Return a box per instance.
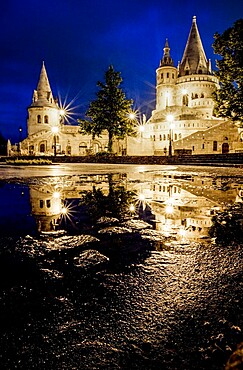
[19,17,243,157]
[128,16,243,156]
[20,63,115,156]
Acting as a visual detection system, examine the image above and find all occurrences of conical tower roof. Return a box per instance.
[160,39,174,67]
[178,16,211,76]
[30,62,58,107]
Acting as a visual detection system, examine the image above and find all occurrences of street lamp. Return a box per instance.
[51,126,59,156]
[167,114,174,157]
[18,126,23,153]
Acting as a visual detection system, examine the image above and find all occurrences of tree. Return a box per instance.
[80,174,137,222]
[212,19,243,125]
[78,65,136,153]
[209,202,243,245]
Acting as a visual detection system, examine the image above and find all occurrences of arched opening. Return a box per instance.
[29,145,34,155]
[40,143,45,153]
[37,115,41,123]
[92,141,101,154]
[44,115,49,124]
[222,142,229,154]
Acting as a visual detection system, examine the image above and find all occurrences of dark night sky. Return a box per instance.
[1,0,242,143]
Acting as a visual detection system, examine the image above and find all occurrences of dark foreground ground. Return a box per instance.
[0,223,242,370]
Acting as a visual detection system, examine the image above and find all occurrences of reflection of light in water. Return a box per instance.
[61,207,68,215]
[179,228,186,237]
[49,167,66,177]
[52,204,62,214]
[59,201,79,228]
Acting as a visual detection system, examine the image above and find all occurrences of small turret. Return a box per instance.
[156,39,177,110]
[160,39,174,67]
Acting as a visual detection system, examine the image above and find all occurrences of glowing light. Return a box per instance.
[165,204,174,214]
[51,126,59,134]
[139,125,145,132]
[138,193,145,201]
[165,92,170,97]
[179,228,186,237]
[53,204,62,214]
[58,92,82,125]
[166,114,174,122]
[129,204,135,212]
[53,191,60,199]
[129,112,136,120]
[61,207,68,215]
[182,89,187,94]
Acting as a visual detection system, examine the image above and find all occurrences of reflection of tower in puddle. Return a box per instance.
[141,175,221,241]
[29,185,63,232]
[144,174,243,240]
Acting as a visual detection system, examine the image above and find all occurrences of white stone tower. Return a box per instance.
[156,39,178,110]
[27,62,61,137]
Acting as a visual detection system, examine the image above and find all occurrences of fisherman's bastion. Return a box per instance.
[15,16,243,157]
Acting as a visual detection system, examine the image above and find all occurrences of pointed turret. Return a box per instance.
[31,62,58,107]
[178,16,211,76]
[160,39,174,67]
[27,62,61,137]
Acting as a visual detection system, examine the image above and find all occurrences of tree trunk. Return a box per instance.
[108,132,113,153]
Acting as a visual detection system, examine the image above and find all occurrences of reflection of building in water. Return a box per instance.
[29,172,243,239]
[30,186,63,232]
[131,172,242,240]
[29,174,118,232]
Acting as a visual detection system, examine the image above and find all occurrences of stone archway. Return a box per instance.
[222,142,229,154]
[92,141,101,154]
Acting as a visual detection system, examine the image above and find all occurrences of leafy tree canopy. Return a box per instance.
[212,19,243,124]
[78,65,136,153]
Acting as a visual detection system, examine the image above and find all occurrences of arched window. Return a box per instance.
[44,115,48,123]
[198,69,202,74]
[174,133,177,140]
[40,143,45,153]
[201,93,204,98]
[182,94,189,106]
[37,115,41,123]
[185,70,189,75]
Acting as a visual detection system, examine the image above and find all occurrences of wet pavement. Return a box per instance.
[0,164,242,369]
